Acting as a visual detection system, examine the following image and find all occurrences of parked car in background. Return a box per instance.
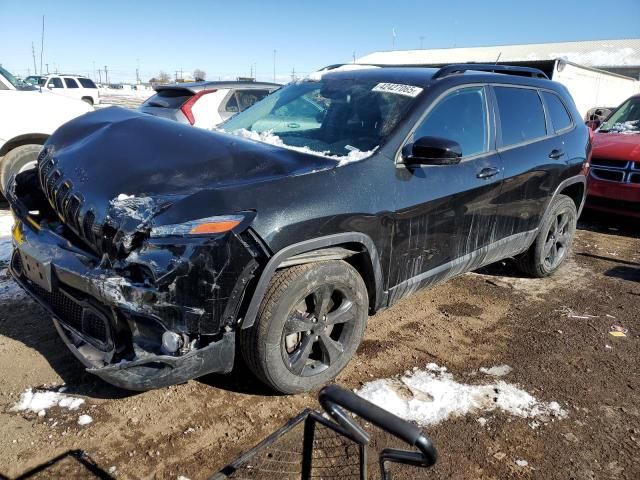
[5,64,589,394]
[24,75,43,86]
[586,94,640,217]
[0,65,93,196]
[139,81,279,129]
[39,74,100,106]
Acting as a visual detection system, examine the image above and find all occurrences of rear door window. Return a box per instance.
[494,87,546,146]
[48,77,64,89]
[235,89,270,111]
[78,78,97,89]
[541,91,572,132]
[414,86,489,158]
[64,77,79,88]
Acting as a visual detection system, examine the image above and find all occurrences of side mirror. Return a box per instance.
[401,136,462,166]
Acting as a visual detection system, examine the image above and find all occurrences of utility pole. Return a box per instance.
[98,69,102,84]
[290,67,296,82]
[273,49,276,84]
[39,16,45,79]
[104,66,108,85]
[352,51,356,63]
[93,61,96,81]
[32,42,38,75]
[45,63,49,74]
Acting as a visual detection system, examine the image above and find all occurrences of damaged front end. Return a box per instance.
[7,160,265,391]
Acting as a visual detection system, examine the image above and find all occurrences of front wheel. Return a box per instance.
[240,260,368,394]
[0,144,42,195]
[515,194,577,277]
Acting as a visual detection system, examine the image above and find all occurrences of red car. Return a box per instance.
[586,94,640,218]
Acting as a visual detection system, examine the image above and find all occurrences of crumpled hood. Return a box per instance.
[592,131,640,162]
[41,107,336,253]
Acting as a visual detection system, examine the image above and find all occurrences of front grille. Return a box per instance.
[38,151,102,255]
[590,157,640,184]
[13,254,111,350]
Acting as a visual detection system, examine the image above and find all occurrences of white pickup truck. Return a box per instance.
[0,65,93,195]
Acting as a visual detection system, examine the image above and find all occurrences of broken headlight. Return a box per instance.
[150,214,246,238]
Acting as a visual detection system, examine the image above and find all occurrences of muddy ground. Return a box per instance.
[0,210,638,479]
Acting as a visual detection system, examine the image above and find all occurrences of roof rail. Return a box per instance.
[432,64,549,80]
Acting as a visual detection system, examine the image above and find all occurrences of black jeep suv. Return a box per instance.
[6,64,589,393]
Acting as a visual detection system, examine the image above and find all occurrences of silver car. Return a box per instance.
[138,81,279,129]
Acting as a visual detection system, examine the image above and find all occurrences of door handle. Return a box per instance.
[476,167,499,179]
[549,149,565,160]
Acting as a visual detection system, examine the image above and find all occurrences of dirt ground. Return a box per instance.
[0,210,638,480]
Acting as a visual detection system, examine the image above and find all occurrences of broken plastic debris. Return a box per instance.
[609,325,628,337]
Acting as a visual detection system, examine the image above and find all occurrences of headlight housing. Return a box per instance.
[150,214,246,238]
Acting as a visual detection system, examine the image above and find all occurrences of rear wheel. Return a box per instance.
[0,144,42,195]
[82,97,94,106]
[240,260,368,394]
[515,194,577,277]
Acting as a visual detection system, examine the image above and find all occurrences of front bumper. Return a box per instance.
[8,213,260,390]
[586,177,640,218]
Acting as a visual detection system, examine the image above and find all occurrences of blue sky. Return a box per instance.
[1,0,639,83]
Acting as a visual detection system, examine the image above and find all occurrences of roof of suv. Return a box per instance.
[318,64,556,89]
[154,81,280,93]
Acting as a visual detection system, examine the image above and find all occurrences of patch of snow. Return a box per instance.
[78,414,93,426]
[477,417,487,427]
[116,193,135,201]
[307,64,380,81]
[479,365,513,377]
[0,210,15,264]
[0,269,26,301]
[515,459,529,467]
[356,364,567,427]
[227,128,376,166]
[11,388,85,413]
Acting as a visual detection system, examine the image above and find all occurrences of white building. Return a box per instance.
[356,38,640,80]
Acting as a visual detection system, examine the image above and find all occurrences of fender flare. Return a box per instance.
[550,175,587,216]
[241,232,383,329]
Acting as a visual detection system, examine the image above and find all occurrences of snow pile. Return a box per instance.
[0,210,14,264]
[357,364,567,427]
[78,414,93,426]
[228,128,376,166]
[479,364,513,377]
[11,388,85,413]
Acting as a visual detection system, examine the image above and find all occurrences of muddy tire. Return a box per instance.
[240,260,368,394]
[0,144,42,195]
[515,194,577,278]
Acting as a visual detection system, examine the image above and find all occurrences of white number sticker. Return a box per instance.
[372,82,423,97]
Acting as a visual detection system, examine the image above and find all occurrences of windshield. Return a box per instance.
[0,65,35,90]
[598,97,640,134]
[220,78,422,158]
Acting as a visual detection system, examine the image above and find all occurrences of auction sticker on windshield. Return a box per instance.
[372,83,423,97]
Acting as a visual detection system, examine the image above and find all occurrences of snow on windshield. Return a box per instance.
[605,120,640,134]
[227,128,377,166]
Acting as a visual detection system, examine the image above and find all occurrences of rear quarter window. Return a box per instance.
[542,91,572,132]
[143,89,193,108]
[494,87,546,147]
[78,78,97,89]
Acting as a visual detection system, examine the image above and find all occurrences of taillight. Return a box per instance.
[180,89,217,125]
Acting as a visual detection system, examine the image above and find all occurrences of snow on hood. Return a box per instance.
[226,128,377,166]
[357,363,567,427]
